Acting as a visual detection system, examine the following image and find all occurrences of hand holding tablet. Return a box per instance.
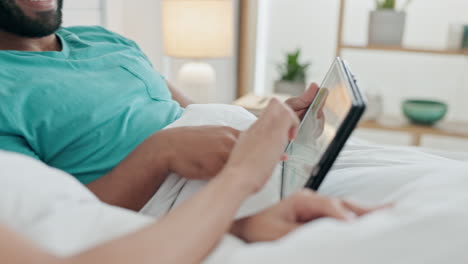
[281,58,366,198]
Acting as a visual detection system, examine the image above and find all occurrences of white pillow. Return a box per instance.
[0,151,97,228]
[0,151,152,256]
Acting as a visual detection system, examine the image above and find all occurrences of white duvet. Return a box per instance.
[1,104,468,264]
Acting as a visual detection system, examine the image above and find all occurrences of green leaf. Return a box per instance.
[376,0,395,9]
[277,48,311,82]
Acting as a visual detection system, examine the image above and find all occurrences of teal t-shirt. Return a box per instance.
[0,26,183,184]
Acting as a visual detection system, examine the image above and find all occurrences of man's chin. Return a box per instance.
[2,13,62,38]
[0,0,62,38]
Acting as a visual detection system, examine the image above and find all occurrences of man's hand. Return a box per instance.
[158,126,240,179]
[231,189,388,243]
[285,83,320,120]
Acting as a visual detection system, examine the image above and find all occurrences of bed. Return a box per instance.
[1,104,468,263]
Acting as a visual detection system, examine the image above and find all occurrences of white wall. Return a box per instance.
[257,0,468,151]
[62,0,124,35]
[120,0,164,72]
[62,0,105,26]
[104,0,124,34]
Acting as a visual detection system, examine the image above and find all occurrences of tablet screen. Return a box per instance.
[282,61,353,197]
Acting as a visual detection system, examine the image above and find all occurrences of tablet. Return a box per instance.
[281,57,366,198]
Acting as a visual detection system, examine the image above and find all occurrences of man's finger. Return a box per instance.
[288,126,297,141]
[341,200,372,216]
[285,83,320,121]
[285,82,319,109]
[296,109,306,117]
[292,191,349,222]
[301,83,320,104]
[320,199,353,221]
[343,200,393,216]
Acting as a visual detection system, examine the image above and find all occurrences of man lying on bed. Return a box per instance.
[0,0,318,211]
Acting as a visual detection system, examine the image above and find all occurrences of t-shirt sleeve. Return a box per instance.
[0,134,40,161]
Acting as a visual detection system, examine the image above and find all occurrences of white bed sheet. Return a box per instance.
[206,145,468,264]
[1,104,468,263]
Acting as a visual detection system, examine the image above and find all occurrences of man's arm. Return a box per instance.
[167,81,194,107]
[85,132,171,211]
[86,126,240,211]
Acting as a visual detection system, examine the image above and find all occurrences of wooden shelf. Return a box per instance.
[359,116,468,146]
[335,0,468,58]
[341,44,468,56]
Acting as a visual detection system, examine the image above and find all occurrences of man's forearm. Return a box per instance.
[86,134,171,211]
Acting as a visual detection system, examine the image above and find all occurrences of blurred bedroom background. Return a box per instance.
[65,0,468,151]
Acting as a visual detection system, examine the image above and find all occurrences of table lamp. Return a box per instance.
[162,0,234,103]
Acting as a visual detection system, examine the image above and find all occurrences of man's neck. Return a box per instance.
[0,31,61,52]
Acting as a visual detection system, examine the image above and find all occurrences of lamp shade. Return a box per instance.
[162,0,234,59]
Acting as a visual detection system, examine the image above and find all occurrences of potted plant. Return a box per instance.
[368,0,413,46]
[274,49,311,96]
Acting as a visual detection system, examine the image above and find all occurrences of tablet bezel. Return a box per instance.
[281,58,366,197]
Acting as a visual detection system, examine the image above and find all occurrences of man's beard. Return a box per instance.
[0,0,63,38]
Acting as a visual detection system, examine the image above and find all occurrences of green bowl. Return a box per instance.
[402,100,448,126]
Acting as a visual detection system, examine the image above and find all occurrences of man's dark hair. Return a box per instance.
[0,0,63,38]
